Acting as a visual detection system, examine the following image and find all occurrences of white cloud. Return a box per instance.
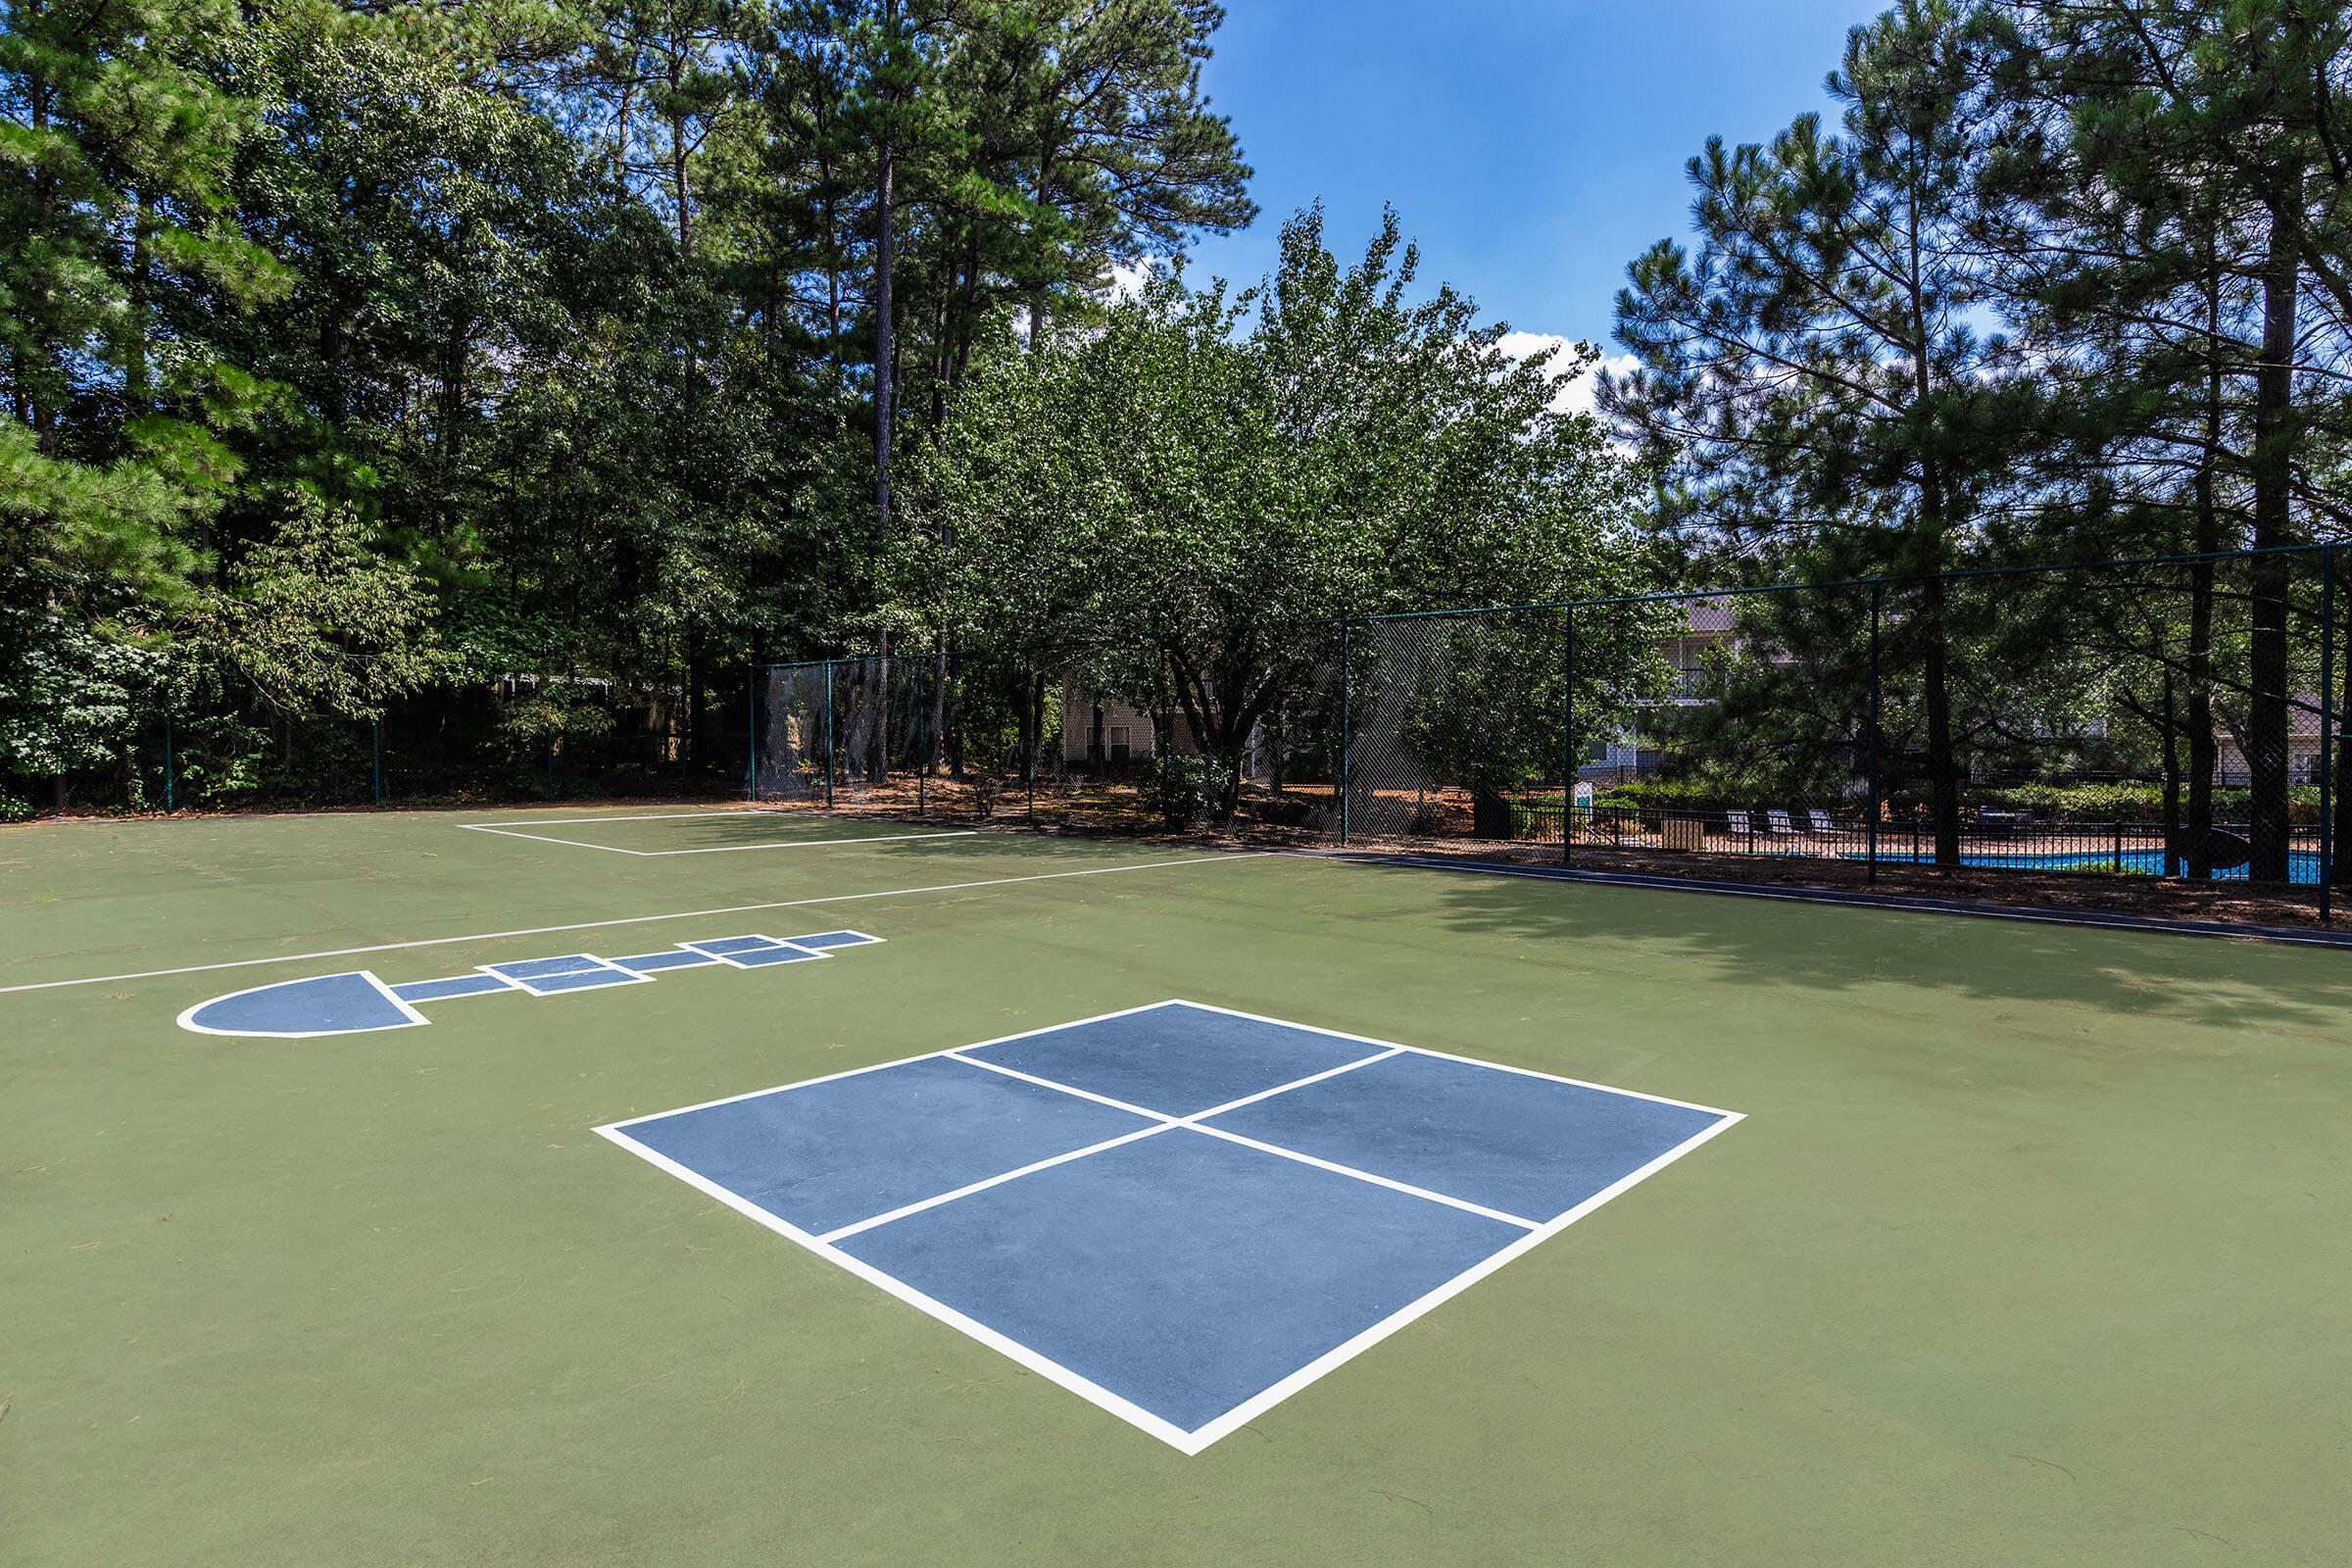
[1105,259,1155,302]
[1494,331,1640,419]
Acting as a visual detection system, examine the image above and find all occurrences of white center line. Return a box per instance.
[457,823,977,856]
[0,853,1265,996]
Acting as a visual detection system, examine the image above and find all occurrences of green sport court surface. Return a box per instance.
[5,804,2349,1565]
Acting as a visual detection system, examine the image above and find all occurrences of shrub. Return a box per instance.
[1148,754,1227,830]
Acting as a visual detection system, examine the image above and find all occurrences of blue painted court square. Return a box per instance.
[601,1002,1741,1451]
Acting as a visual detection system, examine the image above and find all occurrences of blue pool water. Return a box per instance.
[1864,847,2326,884]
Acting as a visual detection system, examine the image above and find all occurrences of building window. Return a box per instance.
[1109,724,1132,761]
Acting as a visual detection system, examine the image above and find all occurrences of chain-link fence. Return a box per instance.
[1334,549,2344,916]
[18,546,2340,923]
[6,668,751,816]
[739,548,2346,921]
[754,641,1350,835]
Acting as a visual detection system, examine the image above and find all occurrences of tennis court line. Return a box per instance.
[0,854,1264,997]
[458,822,977,856]
[466,809,779,826]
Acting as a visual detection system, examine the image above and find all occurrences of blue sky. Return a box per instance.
[1180,1,1880,397]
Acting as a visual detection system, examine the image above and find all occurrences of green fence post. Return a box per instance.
[1867,582,1882,886]
[1158,662,1173,827]
[823,660,836,810]
[372,719,383,806]
[916,655,930,818]
[1025,659,1037,829]
[163,712,174,813]
[2321,546,2335,920]
[1561,605,1575,867]
[1339,618,1352,847]
[747,666,759,801]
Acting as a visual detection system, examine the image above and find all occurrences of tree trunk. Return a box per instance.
[2186,341,2223,878]
[870,629,891,781]
[1919,572,1962,866]
[2246,191,2300,882]
[2336,614,2352,888]
[2160,669,2182,876]
[929,642,948,777]
[872,0,899,538]
[686,639,708,769]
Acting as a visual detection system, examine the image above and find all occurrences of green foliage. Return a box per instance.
[1148,753,1226,831]
[0,570,165,796]
[1,0,1255,809]
[915,206,1665,820]
[203,491,446,723]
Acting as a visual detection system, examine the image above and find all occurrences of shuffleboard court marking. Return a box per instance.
[173,970,430,1040]
[0,853,1264,997]
[458,821,978,856]
[596,1000,1743,1454]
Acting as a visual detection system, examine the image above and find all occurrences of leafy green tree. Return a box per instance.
[201,489,445,724]
[916,206,1663,821]
[1974,0,2352,880]
[1607,0,2037,864]
[2,0,288,805]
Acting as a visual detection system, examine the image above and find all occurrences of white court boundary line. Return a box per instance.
[459,820,976,857]
[0,854,1260,998]
[595,999,1743,1455]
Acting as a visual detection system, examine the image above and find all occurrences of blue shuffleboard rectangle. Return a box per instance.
[612,950,718,973]
[781,930,881,951]
[488,955,612,981]
[509,967,645,995]
[726,946,821,968]
[681,936,785,958]
[391,973,516,1003]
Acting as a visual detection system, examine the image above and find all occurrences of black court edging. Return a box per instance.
[1302,850,2352,951]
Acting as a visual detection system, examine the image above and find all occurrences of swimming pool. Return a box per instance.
[1864,846,2326,884]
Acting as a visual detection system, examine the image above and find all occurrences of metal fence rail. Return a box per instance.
[745,544,2346,924]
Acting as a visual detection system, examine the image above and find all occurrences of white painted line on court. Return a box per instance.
[0,855,1264,997]
[465,809,781,827]
[1167,997,1744,1120]
[1182,1123,1539,1230]
[593,1122,1207,1453]
[1176,1046,1402,1121]
[817,1124,1176,1245]
[457,822,977,856]
[946,1052,1174,1120]
[626,830,977,857]
[1175,1107,1746,1453]
[595,1000,1196,1128]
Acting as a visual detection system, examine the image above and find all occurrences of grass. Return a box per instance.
[5,804,2350,1565]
